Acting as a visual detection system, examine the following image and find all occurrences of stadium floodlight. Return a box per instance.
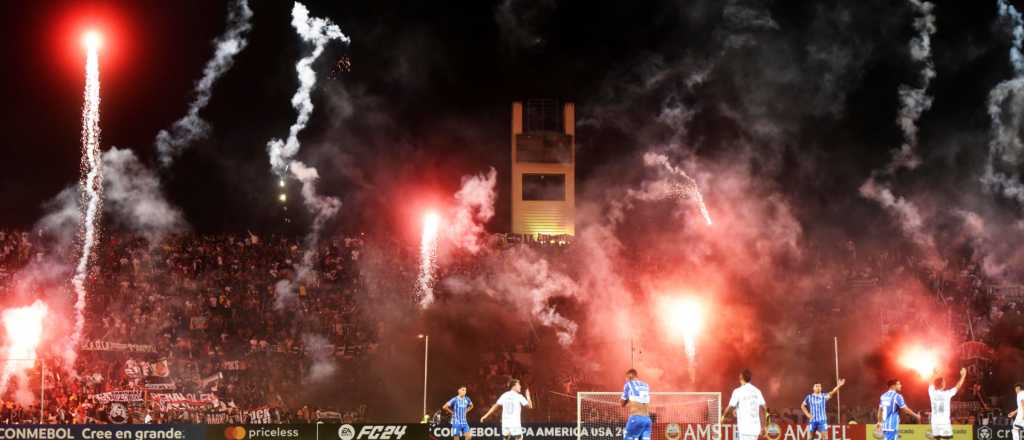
[577,392,721,440]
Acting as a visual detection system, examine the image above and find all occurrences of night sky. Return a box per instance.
[0,0,1020,238]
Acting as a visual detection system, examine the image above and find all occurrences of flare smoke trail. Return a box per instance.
[889,0,936,172]
[634,152,712,225]
[417,212,440,308]
[71,39,103,362]
[860,0,939,265]
[267,2,349,178]
[984,0,1024,203]
[0,301,48,401]
[155,0,253,166]
[269,3,348,309]
[274,162,341,309]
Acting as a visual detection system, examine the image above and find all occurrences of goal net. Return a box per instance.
[577,392,721,440]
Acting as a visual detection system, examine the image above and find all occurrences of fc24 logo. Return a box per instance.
[338,425,408,440]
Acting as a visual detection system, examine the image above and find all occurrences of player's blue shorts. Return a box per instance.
[809,421,827,433]
[884,431,898,440]
[452,423,470,437]
[624,415,652,440]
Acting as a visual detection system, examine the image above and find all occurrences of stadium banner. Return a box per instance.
[878,425,973,440]
[221,360,248,371]
[92,389,145,404]
[81,340,158,353]
[975,423,1014,440]
[150,392,219,410]
[245,407,273,424]
[426,423,867,440]
[125,359,171,379]
[144,381,177,391]
[0,425,206,440]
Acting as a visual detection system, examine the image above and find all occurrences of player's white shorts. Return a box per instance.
[1011,422,1022,440]
[930,424,952,438]
[502,426,525,438]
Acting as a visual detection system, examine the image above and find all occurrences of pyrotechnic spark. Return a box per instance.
[329,56,352,78]
[0,301,49,393]
[71,35,104,360]
[660,297,704,382]
[418,211,441,308]
[641,153,712,225]
[155,0,254,166]
[899,346,939,379]
[266,2,350,178]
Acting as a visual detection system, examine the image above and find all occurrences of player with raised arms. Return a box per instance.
[928,368,966,440]
[876,379,921,440]
[801,378,846,440]
[721,369,767,440]
[443,386,475,440]
[620,369,652,440]
[1008,383,1023,440]
[481,379,533,440]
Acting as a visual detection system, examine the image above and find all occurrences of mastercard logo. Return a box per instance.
[224,426,247,440]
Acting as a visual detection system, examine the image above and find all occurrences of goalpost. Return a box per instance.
[577,392,722,440]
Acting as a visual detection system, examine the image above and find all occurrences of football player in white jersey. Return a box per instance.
[1008,383,1023,440]
[721,369,767,440]
[928,368,966,440]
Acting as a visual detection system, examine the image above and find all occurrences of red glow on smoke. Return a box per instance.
[899,345,940,380]
[55,4,131,73]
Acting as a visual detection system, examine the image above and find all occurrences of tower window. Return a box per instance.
[522,174,565,201]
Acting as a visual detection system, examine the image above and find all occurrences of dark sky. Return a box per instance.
[0,0,1020,236]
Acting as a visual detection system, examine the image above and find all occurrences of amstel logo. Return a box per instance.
[225,426,248,440]
[665,423,682,440]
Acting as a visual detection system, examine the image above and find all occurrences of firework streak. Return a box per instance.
[71,41,103,359]
[418,213,440,308]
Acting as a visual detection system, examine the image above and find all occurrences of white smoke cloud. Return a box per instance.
[292,162,342,272]
[35,188,82,251]
[102,148,188,243]
[270,3,347,310]
[494,0,555,50]
[267,2,350,178]
[983,1,1024,204]
[442,246,579,346]
[155,0,254,166]
[997,0,1024,76]
[859,177,942,268]
[858,0,938,266]
[888,0,936,173]
[447,167,498,254]
[301,333,337,383]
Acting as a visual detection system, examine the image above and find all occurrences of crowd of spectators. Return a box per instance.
[0,230,380,424]
[0,231,1022,425]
